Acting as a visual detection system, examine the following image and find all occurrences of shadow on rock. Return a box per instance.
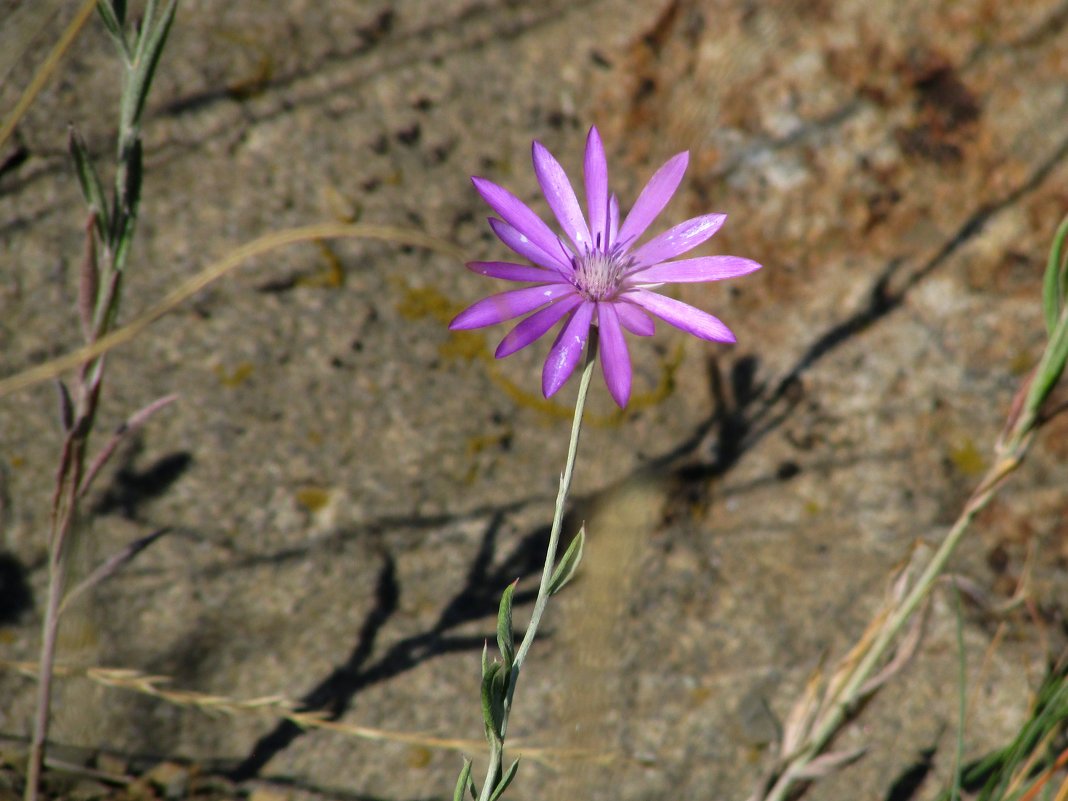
[230,511,547,780]
[92,451,193,520]
[0,551,32,624]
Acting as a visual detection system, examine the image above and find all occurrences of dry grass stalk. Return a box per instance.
[1,659,601,767]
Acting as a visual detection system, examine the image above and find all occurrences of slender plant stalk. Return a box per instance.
[23,4,179,799]
[25,471,79,800]
[759,214,1068,801]
[475,329,599,801]
[26,358,100,801]
[763,450,1023,801]
[510,330,599,683]
[25,330,102,801]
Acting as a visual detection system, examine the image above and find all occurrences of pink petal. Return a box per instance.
[533,141,592,252]
[597,302,632,407]
[615,301,655,336]
[495,294,583,358]
[449,283,575,330]
[488,218,572,273]
[467,260,566,283]
[627,255,761,284]
[616,151,688,247]
[624,288,736,342]
[629,214,727,267]
[607,193,620,250]
[542,301,594,397]
[583,127,609,247]
[472,177,573,266]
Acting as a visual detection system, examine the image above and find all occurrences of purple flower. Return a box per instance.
[450,126,761,408]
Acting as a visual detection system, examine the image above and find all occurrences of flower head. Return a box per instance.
[450,126,761,407]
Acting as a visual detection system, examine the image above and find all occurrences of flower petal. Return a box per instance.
[629,214,727,267]
[449,283,576,330]
[467,260,566,283]
[583,127,609,247]
[472,177,573,266]
[627,255,761,284]
[616,151,688,247]
[487,218,571,273]
[615,301,655,336]
[607,193,620,250]
[542,301,594,397]
[597,302,632,407]
[625,288,736,342]
[495,294,583,358]
[533,141,592,252]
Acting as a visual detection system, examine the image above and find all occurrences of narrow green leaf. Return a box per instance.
[1042,216,1068,337]
[547,525,585,596]
[481,640,489,678]
[487,758,520,801]
[1045,323,1068,394]
[480,674,494,742]
[492,659,508,702]
[126,0,152,78]
[135,0,160,63]
[933,659,1068,801]
[68,127,110,240]
[1025,312,1068,422]
[129,0,177,123]
[105,137,142,280]
[452,759,473,801]
[480,662,506,743]
[496,581,517,666]
[95,0,125,44]
[109,137,143,276]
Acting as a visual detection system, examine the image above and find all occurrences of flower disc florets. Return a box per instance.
[449,125,762,408]
[572,245,632,301]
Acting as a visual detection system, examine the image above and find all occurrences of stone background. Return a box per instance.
[1,1,1067,800]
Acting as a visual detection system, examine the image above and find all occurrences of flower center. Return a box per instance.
[571,246,632,301]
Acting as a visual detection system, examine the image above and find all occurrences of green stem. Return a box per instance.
[763,455,1018,801]
[510,327,598,683]
[760,217,1068,801]
[476,328,599,801]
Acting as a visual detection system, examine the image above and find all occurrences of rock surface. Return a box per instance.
[1,1,1067,800]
